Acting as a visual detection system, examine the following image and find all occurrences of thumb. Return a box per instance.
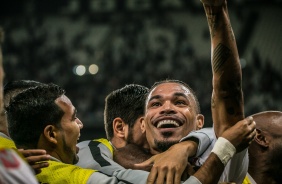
[134,156,155,171]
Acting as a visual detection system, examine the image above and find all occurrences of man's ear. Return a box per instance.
[254,129,269,148]
[113,118,126,138]
[43,125,58,144]
[196,114,204,130]
[141,117,146,133]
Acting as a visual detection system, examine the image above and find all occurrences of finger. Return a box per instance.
[155,167,166,184]
[134,157,154,168]
[19,149,47,157]
[247,116,253,124]
[32,162,49,170]
[147,167,158,184]
[174,169,182,184]
[247,116,255,126]
[25,155,50,164]
[250,121,256,130]
[250,129,257,140]
[164,169,175,184]
[134,163,153,171]
[247,130,256,144]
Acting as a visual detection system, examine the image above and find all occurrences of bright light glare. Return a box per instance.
[89,64,99,75]
[74,65,86,76]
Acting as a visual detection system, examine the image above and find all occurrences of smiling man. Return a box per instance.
[6,84,151,183]
[143,80,204,154]
[136,0,249,182]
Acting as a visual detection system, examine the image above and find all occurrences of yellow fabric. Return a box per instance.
[0,136,29,162]
[93,138,114,155]
[37,160,96,184]
[0,136,17,149]
[242,176,251,184]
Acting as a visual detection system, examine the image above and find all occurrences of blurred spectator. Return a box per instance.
[1,1,281,140]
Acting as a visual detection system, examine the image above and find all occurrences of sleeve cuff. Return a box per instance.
[180,128,214,157]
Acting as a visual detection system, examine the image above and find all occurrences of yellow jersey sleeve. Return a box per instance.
[0,136,17,149]
[37,160,96,184]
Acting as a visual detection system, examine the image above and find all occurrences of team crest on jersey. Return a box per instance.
[0,149,20,168]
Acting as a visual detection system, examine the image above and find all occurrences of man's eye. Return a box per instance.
[151,102,161,107]
[175,101,186,105]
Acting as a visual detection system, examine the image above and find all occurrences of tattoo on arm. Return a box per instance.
[223,80,243,116]
[212,43,231,73]
[204,5,222,38]
[207,11,219,38]
[226,107,235,115]
[208,14,218,37]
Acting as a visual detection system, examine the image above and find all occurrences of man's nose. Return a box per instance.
[160,101,176,114]
[76,118,83,129]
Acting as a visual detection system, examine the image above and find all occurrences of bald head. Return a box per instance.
[251,111,282,137]
[248,111,282,183]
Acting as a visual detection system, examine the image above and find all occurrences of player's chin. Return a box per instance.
[73,155,79,164]
[72,147,80,164]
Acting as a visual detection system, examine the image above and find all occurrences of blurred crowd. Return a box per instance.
[1,0,281,139]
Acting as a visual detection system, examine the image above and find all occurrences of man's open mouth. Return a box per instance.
[156,120,180,128]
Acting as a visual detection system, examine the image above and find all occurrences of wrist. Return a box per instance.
[172,141,197,157]
[211,137,236,166]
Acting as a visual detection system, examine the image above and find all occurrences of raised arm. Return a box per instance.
[203,0,244,137]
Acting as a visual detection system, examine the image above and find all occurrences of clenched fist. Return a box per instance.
[200,0,226,6]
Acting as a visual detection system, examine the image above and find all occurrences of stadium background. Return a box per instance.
[1,0,282,141]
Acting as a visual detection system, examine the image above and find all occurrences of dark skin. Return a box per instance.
[17,149,50,174]
[204,0,244,137]
[248,111,282,184]
[114,117,255,184]
[114,0,249,183]
[114,144,152,171]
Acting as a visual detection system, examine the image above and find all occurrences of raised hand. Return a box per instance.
[221,116,256,153]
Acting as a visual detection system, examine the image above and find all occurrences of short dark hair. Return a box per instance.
[104,84,149,140]
[148,79,201,114]
[7,83,65,149]
[4,80,46,108]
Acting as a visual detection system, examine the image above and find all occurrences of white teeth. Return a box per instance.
[157,120,179,128]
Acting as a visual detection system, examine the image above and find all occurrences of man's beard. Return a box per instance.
[154,139,179,152]
[265,141,282,183]
[62,135,79,164]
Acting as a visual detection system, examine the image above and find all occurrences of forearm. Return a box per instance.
[203,1,236,54]
[180,128,214,157]
[170,141,198,158]
[192,136,236,184]
[203,0,244,136]
[193,153,224,184]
